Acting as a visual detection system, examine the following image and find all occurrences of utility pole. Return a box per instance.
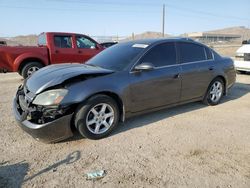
[162,4,165,37]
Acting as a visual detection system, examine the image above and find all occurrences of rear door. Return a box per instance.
[74,35,103,63]
[177,42,215,101]
[129,42,181,112]
[50,35,77,64]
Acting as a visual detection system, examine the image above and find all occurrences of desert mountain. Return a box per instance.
[1,26,249,46]
[124,31,172,41]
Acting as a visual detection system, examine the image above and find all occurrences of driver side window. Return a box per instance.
[76,36,96,49]
[140,42,177,67]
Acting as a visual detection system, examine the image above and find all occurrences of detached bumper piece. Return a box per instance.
[13,86,73,143]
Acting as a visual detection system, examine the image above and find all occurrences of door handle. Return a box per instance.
[209,66,214,71]
[55,50,59,54]
[173,74,180,79]
[78,50,82,54]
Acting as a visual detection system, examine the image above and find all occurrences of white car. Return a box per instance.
[234,43,250,73]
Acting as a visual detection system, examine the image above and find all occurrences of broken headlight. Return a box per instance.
[33,89,68,106]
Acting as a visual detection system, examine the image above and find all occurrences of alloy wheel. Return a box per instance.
[209,81,223,103]
[86,103,115,134]
[27,66,39,76]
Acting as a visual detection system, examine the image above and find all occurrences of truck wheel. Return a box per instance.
[17,69,22,76]
[21,62,43,79]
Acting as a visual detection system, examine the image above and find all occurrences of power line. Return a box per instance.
[164,3,250,22]
[0,5,152,13]
[162,4,165,37]
[44,0,250,22]
[0,2,249,22]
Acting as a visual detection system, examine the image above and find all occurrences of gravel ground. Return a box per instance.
[0,73,250,188]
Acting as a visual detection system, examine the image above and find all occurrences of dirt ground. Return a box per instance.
[0,73,250,188]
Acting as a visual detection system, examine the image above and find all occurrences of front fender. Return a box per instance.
[61,72,130,111]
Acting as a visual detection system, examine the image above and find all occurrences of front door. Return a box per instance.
[129,42,181,112]
[75,35,103,63]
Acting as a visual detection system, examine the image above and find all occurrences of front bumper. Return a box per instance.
[234,60,250,72]
[13,98,73,143]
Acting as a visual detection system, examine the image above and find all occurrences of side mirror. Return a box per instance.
[95,44,103,49]
[134,62,155,71]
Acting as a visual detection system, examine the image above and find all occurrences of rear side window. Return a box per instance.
[179,42,206,63]
[205,47,213,60]
[141,42,176,67]
[54,36,72,48]
[38,33,46,46]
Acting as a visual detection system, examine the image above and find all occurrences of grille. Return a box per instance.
[244,53,250,61]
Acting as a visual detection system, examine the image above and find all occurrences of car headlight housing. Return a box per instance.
[33,89,68,106]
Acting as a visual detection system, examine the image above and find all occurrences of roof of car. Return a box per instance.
[123,37,196,46]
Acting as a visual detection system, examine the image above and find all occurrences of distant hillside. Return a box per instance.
[182,26,250,40]
[1,26,249,46]
[0,35,38,46]
[207,26,250,38]
[124,31,172,41]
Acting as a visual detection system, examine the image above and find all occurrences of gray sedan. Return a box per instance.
[13,38,236,143]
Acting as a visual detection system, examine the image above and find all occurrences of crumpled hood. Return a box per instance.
[25,63,113,94]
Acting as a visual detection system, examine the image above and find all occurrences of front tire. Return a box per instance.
[203,78,224,106]
[74,95,119,140]
[21,62,43,79]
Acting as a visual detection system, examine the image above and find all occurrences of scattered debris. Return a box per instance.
[86,170,106,180]
[0,161,9,166]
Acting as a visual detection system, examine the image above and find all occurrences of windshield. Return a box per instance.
[86,42,146,71]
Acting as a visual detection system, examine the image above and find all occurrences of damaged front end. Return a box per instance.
[13,64,115,143]
[13,85,74,143]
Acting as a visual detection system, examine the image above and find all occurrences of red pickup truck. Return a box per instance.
[0,32,104,78]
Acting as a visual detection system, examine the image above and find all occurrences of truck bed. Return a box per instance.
[0,46,48,72]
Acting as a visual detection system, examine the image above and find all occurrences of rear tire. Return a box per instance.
[203,78,224,106]
[21,62,43,79]
[17,69,22,76]
[74,95,119,140]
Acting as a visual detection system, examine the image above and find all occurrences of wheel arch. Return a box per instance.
[213,75,227,95]
[70,91,125,132]
[69,91,125,135]
[13,52,48,72]
[205,75,227,98]
[86,91,125,122]
[18,57,45,74]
